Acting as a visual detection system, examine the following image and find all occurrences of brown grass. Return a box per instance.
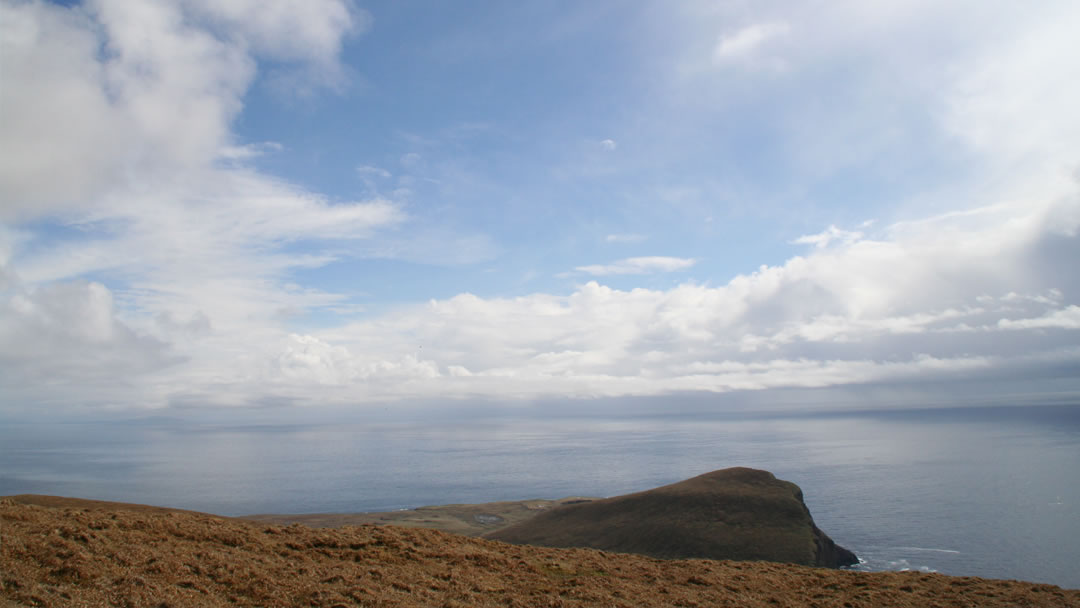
[3,497,1078,607]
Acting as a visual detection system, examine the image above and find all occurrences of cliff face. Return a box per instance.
[487,467,859,568]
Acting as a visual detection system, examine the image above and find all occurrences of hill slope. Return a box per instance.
[487,467,857,567]
[3,498,1078,607]
[241,496,600,536]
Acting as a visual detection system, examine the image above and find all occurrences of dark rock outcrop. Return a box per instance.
[486,467,858,568]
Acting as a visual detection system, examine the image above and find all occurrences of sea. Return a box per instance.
[2,403,1078,589]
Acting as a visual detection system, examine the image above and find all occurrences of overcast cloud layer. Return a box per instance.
[1,0,1078,414]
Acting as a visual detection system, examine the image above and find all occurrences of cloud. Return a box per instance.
[605,233,647,244]
[712,22,790,65]
[998,306,1080,330]
[275,333,440,385]
[600,138,617,151]
[943,3,1080,177]
[0,0,362,221]
[0,0,205,219]
[792,225,865,249]
[574,256,698,276]
[185,0,367,94]
[0,0,399,410]
[2,1,1080,412]
[218,141,284,161]
[0,278,174,407]
[14,172,403,286]
[296,190,1077,403]
[3,168,1078,410]
[185,0,365,66]
[356,165,392,178]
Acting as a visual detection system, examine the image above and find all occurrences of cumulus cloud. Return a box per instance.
[599,138,617,151]
[0,0,364,221]
[0,0,396,410]
[274,334,439,386]
[4,186,1079,410]
[0,277,174,407]
[574,256,697,276]
[298,192,1077,403]
[6,178,1078,411]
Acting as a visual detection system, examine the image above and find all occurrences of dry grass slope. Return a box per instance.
[3,498,1078,607]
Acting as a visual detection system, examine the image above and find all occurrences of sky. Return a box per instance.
[1,0,1079,417]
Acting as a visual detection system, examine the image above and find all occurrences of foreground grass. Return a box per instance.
[3,498,1077,607]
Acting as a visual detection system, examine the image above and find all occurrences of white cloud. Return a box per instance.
[293,190,1077,404]
[792,225,864,249]
[2,1,1080,412]
[15,172,403,286]
[574,256,697,276]
[944,3,1080,178]
[357,165,392,178]
[604,233,647,244]
[712,22,790,65]
[600,138,617,151]
[185,0,365,66]
[0,1,155,219]
[0,0,398,411]
[0,0,361,221]
[0,279,173,405]
[218,141,284,161]
[998,306,1080,330]
[3,175,1077,409]
[274,333,440,386]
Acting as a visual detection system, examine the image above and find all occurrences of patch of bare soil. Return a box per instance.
[2,499,1077,607]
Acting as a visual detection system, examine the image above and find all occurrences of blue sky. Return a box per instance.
[1,0,1079,414]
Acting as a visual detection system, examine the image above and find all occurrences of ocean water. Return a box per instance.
[1,404,1078,589]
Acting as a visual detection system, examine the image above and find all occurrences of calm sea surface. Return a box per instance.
[2,404,1078,589]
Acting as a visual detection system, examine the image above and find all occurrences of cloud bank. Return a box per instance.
[4,188,1075,410]
[1,0,1078,413]
[296,193,1078,403]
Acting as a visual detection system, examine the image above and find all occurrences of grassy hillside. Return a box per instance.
[241,497,600,536]
[487,468,857,567]
[3,497,1077,607]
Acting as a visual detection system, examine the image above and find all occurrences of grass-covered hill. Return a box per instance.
[3,496,1078,607]
[488,467,857,568]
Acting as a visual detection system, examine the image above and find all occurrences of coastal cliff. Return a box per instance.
[488,467,858,568]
